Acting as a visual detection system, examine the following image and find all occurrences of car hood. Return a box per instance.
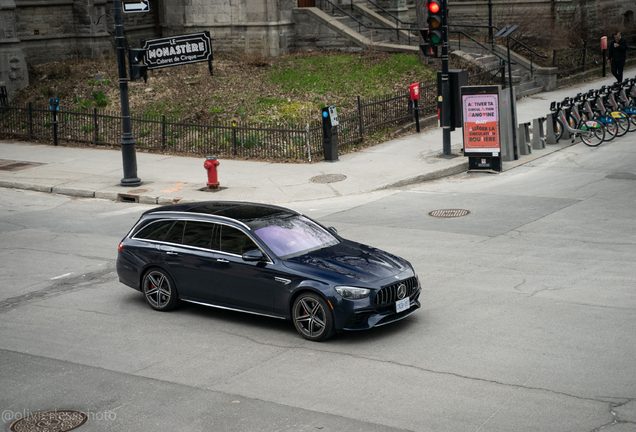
[283,240,409,284]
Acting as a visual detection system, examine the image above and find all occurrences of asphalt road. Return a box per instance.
[1,138,635,432]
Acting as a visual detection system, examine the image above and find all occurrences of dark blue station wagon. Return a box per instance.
[116,201,421,341]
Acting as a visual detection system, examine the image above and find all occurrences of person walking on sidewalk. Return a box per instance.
[607,31,629,83]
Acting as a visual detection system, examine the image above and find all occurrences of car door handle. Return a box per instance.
[166,251,178,256]
[216,258,229,263]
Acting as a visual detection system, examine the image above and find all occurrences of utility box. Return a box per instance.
[437,69,468,130]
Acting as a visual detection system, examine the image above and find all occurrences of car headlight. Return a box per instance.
[335,286,370,299]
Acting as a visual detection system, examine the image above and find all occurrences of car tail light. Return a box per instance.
[118,242,124,252]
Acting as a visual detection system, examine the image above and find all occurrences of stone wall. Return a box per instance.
[158,0,296,56]
[0,0,28,101]
[12,0,157,64]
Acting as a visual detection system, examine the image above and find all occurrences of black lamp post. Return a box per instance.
[114,0,141,187]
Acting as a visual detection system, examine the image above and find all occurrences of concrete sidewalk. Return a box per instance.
[0,69,632,206]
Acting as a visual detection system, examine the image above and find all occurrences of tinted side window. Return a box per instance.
[183,221,215,249]
[134,220,174,241]
[220,225,257,256]
[164,220,185,244]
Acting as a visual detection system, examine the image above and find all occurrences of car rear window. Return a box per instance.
[134,220,175,241]
[253,215,338,258]
[164,220,185,244]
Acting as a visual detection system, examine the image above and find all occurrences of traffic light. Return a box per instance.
[426,0,443,46]
[128,47,148,82]
[419,29,438,58]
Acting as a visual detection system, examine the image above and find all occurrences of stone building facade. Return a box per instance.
[1,0,635,101]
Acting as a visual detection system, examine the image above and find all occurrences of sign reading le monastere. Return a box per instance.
[142,32,213,70]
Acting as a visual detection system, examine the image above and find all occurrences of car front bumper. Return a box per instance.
[336,289,422,331]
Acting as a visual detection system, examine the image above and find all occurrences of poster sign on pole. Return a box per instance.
[461,85,503,172]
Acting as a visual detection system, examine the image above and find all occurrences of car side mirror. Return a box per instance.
[242,249,265,262]
[328,226,338,235]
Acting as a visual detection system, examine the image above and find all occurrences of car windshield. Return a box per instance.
[253,215,339,258]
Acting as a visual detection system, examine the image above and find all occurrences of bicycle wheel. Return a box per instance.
[623,106,636,128]
[567,114,579,129]
[579,120,605,147]
[602,118,619,141]
[613,111,631,136]
[554,118,563,141]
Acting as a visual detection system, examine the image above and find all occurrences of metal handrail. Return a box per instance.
[363,0,416,44]
[450,23,548,60]
[450,30,511,64]
[318,0,418,45]
[364,0,416,26]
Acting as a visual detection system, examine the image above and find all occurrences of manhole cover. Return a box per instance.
[310,174,347,184]
[126,188,149,194]
[0,160,45,172]
[9,410,88,432]
[427,209,471,218]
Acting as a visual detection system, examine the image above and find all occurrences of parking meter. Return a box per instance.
[322,106,339,162]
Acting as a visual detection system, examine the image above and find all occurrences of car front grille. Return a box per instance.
[374,276,418,305]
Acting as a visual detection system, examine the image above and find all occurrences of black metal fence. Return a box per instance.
[0,69,503,162]
[552,33,636,77]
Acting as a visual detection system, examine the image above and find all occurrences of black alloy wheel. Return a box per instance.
[142,268,179,311]
[292,293,335,341]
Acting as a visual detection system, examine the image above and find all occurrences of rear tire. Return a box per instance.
[142,268,179,311]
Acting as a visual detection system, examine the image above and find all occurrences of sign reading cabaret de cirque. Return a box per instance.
[142,32,213,70]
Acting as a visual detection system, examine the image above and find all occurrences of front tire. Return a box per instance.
[554,118,564,142]
[292,293,335,341]
[142,268,179,311]
[579,120,605,147]
[614,111,631,136]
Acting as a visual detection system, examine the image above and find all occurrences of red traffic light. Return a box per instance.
[426,0,440,13]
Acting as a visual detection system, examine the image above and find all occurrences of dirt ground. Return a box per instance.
[16,51,433,126]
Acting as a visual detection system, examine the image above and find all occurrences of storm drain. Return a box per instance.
[310,174,347,184]
[9,410,87,432]
[0,160,45,172]
[117,193,139,203]
[427,209,471,218]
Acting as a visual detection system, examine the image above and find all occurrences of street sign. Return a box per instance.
[142,32,213,70]
[123,0,149,13]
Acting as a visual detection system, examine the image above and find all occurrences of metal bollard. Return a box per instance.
[532,117,546,150]
[517,122,532,156]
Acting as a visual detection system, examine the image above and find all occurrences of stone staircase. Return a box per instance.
[292,5,418,53]
[452,49,545,99]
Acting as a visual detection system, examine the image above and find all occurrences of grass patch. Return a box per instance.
[268,53,432,98]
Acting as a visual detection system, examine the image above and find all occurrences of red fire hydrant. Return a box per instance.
[204,156,220,188]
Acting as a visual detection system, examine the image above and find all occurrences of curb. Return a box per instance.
[0,160,469,204]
